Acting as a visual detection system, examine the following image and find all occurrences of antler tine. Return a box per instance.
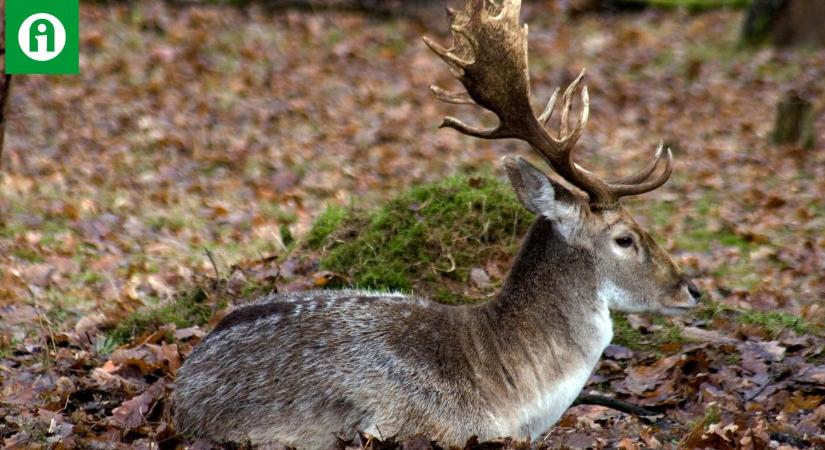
[430,86,476,105]
[425,0,673,209]
[537,70,588,163]
[422,36,472,77]
[440,116,501,139]
[422,0,537,142]
[567,84,589,148]
[558,69,587,140]
[446,6,459,21]
[538,87,560,126]
[611,142,664,185]
[609,147,673,197]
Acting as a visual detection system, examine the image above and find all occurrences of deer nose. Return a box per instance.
[686,281,702,300]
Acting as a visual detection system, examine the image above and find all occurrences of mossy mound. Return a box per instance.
[305,174,533,303]
[105,173,531,345]
[107,173,821,349]
[106,287,223,348]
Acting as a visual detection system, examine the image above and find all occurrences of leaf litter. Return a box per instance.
[1,1,824,448]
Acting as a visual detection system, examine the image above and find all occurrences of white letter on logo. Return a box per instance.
[18,13,67,62]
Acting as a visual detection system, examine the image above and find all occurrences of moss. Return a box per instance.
[107,287,218,346]
[146,213,190,233]
[105,174,527,344]
[240,280,272,298]
[711,260,761,291]
[305,174,532,300]
[257,202,299,225]
[305,205,348,249]
[693,300,823,339]
[621,0,751,10]
[612,314,645,349]
[702,404,722,427]
[13,247,45,262]
[739,309,820,338]
[73,271,106,285]
[647,201,678,228]
[684,403,722,435]
[612,313,685,353]
[692,300,730,322]
[676,226,755,253]
[725,352,742,365]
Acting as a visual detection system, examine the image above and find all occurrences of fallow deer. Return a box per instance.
[174,1,701,447]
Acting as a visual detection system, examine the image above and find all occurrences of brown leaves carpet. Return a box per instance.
[1,1,824,448]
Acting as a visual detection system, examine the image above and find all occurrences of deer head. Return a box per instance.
[424,0,700,314]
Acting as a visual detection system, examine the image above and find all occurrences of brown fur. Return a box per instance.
[174,2,700,447]
[174,171,698,449]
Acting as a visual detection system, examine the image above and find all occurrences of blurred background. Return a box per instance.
[2,0,823,321]
[0,1,823,447]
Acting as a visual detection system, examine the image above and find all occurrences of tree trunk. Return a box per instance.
[566,0,647,14]
[0,75,11,165]
[742,0,825,47]
[0,0,11,169]
[771,90,815,149]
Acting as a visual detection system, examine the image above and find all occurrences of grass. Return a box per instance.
[621,0,751,9]
[107,287,219,347]
[104,175,524,342]
[612,313,686,353]
[107,173,530,344]
[701,404,722,427]
[710,260,761,291]
[107,173,820,348]
[637,192,759,255]
[739,309,820,338]
[305,174,532,301]
[305,205,348,249]
[694,300,823,338]
[682,402,722,441]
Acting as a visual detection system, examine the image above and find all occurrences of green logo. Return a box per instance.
[5,0,79,74]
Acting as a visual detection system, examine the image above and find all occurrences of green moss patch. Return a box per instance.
[612,313,686,353]
[106,173,530,345]
[108,287,218,346]
[694,300,823,339]
[305,174,533,302]
[620,0,751,10]
[107,173,820,349]
[739,310,819,337]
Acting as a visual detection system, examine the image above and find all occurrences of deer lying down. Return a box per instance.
[174,0,701,448]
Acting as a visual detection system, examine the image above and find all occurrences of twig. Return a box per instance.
[17,276,58,381]
[572,393,661,422]
[680,326,738,345]
[0,0,10,167]
[205,248,221,279]
[769,432,811,448]
[0,73,11,168]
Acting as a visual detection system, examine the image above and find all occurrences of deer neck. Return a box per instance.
[466,216,612,438]
[486,215,612,362]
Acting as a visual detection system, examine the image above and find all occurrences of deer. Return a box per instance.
[173,0,702,448]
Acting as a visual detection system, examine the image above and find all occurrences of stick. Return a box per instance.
[573,394,661,422]
[0,0,10,168]
[0,37,11,168]
[205,248,221,279]
[0,74,12,165]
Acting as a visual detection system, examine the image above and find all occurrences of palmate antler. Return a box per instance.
[423,0,672,210]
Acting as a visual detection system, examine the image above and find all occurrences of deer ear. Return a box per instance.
[503,156,580,221]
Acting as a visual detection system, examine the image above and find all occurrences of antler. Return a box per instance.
[423,0,672,210]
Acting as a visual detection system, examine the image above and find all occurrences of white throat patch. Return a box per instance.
[597,279,634,311]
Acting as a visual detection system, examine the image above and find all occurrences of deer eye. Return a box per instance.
[615,236,634,248]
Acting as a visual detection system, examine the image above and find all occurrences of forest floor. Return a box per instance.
[1,1,824,449]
